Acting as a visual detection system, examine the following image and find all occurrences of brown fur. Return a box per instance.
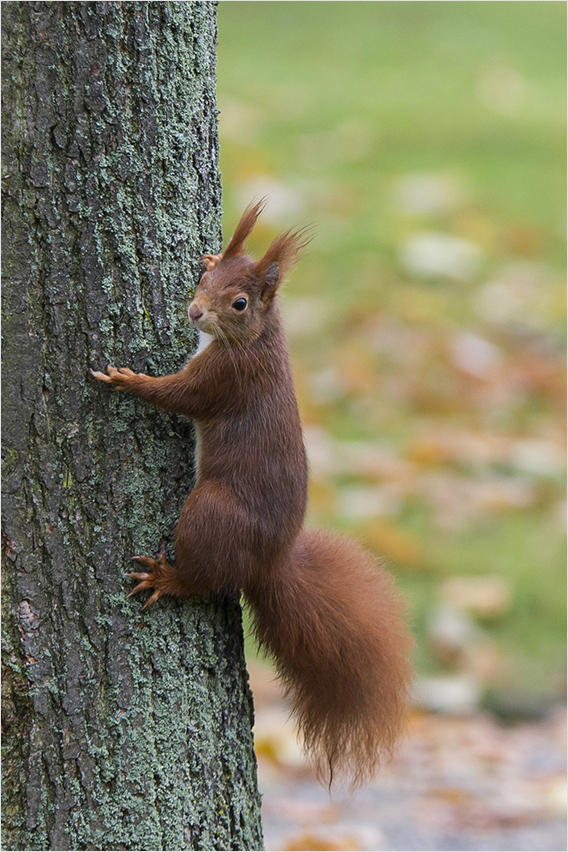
[92,203,413,787]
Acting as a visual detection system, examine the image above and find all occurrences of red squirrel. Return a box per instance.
[92,201,412,786]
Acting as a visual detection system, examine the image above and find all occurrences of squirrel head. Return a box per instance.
[189,200,311,343]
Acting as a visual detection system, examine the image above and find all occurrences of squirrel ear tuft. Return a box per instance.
[223,198,267,260]
[200,253,223,270]
[255,226,312,297]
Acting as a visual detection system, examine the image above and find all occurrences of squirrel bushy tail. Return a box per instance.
[246,528,413,787]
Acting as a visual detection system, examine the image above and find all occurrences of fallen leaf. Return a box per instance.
[359,519,422,566]
[399,231,483,282]
[440,575,513,620]
[338,484,401,521]
[412,674,482,714]
[254,707,306,770]
[394,171,466,216]
[427,603,483,666]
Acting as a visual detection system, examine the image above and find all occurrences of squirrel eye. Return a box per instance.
[232,297,248,312]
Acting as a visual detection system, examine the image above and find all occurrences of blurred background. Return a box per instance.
[216,3,566,849]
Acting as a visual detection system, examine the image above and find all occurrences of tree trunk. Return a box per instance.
[1,3,263,849]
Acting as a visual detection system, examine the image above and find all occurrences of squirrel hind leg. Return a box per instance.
[175,479,260,594]
[127,552,194,608]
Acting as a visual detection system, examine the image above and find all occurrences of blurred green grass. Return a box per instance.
[217,2,566,699]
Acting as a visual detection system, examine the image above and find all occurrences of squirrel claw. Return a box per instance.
[131,555,156,568]
[127,578,153,597]
[90,369,112,383]
[142,590,162,610]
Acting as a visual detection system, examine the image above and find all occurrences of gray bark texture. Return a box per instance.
[1,2,264,849]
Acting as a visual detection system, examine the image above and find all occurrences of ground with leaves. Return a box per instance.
[249,664,566,852]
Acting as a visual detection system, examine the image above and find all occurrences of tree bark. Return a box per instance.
[1,3,263,849]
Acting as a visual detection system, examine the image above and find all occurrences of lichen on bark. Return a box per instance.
[1,3,263,849]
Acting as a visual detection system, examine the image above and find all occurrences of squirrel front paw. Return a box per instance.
[90,365,144,388]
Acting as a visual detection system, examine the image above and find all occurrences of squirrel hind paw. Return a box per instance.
[141,589,162,610]
[127,577,153,597]
[126,552,188,605]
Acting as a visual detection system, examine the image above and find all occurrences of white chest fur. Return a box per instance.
[193,330,214,357]
[191,331,213,482]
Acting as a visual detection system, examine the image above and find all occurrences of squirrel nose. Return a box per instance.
[189,303,204,322]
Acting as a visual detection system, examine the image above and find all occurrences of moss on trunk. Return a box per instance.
[1,3,263,849]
